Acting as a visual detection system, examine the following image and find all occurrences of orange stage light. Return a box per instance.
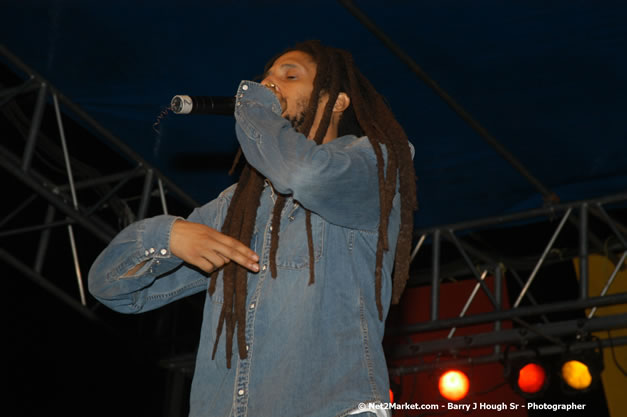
[517,362,548,394]
[438,370,469,401]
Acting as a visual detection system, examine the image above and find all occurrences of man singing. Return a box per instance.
[89,40,417,417]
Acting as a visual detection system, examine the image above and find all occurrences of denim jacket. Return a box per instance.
[88,81,404,417]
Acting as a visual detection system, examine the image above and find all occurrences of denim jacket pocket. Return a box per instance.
[275,209,324,270]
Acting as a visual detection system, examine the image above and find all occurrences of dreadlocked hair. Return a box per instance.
[210,40,417,368]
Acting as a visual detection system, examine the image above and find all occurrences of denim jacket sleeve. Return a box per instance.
[234,80,381,230]
[88,186,234,314]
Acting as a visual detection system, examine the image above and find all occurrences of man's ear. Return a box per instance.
[333,92,350,113]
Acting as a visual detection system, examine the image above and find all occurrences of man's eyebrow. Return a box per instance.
[264,63,301,78]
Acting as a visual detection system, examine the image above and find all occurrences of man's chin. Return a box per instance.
[285,113,306,132]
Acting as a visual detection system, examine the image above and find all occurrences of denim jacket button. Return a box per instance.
[242,84,248,91]
[149,248,155,254]
[160,248,168,255]
[238,389,245,396]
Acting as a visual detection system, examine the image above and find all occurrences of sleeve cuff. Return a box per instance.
[235,80,282,116]
[140,214,181,260]
[120,214,183,279]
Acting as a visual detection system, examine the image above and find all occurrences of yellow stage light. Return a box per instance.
[559,345,603,393]
[561,360,593,390]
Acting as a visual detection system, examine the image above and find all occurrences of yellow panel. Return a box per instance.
[573,255,627,417]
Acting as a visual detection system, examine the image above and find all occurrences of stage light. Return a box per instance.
[561,361,591,391]
[559,345,604,393]
[389,377,402,405]
[516,362,548,395]
[561,360,591,390]
[504,349,550,399]
[438,370,469,401]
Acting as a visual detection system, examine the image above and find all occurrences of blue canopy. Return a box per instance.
[2,0,626,228]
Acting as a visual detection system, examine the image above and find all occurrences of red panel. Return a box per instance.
[386,276,528,416]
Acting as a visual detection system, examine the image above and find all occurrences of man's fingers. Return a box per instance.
[202,252,229,271]
[195,258,217,274]
[210,230,259,262]
[218,246,260,272]
[207,241,259,272]
[171,220,259,272]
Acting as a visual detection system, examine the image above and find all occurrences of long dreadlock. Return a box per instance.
[209,40,417,368]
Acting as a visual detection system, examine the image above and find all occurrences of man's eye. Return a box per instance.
[286,75,297,80]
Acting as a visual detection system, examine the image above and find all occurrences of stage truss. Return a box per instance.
[0,44,197,323]
[2,35,626,414]
[388,193,627,375]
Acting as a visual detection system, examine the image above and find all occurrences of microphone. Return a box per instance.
[170,95,235,115]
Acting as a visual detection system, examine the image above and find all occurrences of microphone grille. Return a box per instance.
[170,95,193,114]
